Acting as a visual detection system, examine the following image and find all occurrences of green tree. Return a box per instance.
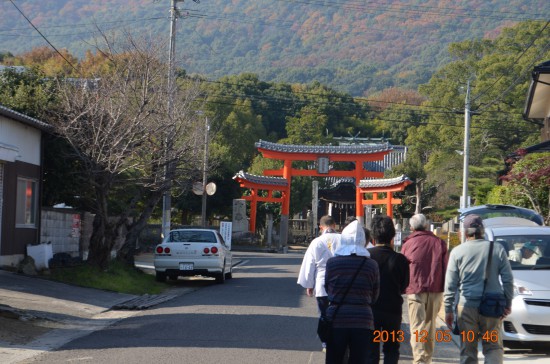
[414,20,548,215]
[211,98,266,175]
[372,104,426,145]
[0,67,57,119]
[281,105,329,145]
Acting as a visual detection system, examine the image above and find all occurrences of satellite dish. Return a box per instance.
[192,182,203,195]
[206,182,217,196]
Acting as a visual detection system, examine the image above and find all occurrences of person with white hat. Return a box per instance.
[324,220,380,364]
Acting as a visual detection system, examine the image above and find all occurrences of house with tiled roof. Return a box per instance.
[0,104,51,267]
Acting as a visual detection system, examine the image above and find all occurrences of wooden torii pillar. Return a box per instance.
[358,175,412,218]
[232,170,288,233]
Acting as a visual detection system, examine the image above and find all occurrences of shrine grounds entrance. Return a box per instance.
[233,140,412,247]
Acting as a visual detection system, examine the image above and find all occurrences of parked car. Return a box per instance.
[154,228,232,284]
[482,217,550,350]
[459,204,544,226]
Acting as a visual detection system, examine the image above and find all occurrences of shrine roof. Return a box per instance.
[233,170,288,186]
[255,140,392,155]
[358,175,412,188]
[327,177,355,188]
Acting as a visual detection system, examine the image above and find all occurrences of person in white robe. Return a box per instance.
[297,215,341,349]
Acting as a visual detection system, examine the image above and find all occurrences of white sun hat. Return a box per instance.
[334,220,370,257]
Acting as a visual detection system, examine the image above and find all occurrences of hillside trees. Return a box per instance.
[50,37,205,268]
[291,82,370,137]
[0,66,57,119]
[4,46,79,77]
[0,52,13,61]
[413,20,549,213]
[208,98,266,176]
[282,105,329,145]
[372,104,426,145]
[172,74,278,222]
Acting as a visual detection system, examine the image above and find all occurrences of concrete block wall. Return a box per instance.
[40,209,81,257]
[40,210,133,260]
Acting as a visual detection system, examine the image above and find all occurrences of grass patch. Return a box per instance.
[47,261,167,295]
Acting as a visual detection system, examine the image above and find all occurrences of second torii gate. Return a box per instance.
[358,175,413,217]
[232,171,288,233]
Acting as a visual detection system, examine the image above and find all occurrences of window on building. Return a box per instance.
[16,177,37,227]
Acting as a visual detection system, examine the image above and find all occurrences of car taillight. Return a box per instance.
[156,246,171,254]
[211,246,218,254]
[203,247,210,254]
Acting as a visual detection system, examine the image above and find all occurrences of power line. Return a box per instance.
[3,2,547,44]
[0,16,168,32]
[201,94,535,135]
[201,79,531,120]
[279,0,549,21]
[8,0,80,75]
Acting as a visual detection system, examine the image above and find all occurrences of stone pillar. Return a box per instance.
[232,199,248,233]
[266,212,273,247]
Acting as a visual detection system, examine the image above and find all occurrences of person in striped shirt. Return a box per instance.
[325,220,380,364]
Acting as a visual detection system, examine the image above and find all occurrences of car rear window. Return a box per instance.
[493,234,550,269]
[462,206,543,225]
[168,231,217,243]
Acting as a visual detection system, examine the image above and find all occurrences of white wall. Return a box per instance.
[0,116,41,165]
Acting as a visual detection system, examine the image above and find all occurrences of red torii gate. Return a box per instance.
[233,140,412,242]
[232,171,288,233]
[359,175,413,217]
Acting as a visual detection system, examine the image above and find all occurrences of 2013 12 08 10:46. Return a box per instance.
[373,330,499,343]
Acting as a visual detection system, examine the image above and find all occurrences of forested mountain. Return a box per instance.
[1,0,548,95]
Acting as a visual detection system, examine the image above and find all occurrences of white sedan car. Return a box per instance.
[483,218,550,350]
[154,228,232,283]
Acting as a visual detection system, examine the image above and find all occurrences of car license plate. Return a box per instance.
[179,250,196,255]
[180,263,193,270]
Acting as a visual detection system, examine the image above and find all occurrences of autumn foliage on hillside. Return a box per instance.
[1,0,547,95]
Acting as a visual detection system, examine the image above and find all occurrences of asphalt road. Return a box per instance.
[16,251,548,364]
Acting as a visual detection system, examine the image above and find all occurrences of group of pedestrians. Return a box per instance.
[298,213,513,364]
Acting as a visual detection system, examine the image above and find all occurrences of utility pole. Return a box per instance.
[461,80,472,242]
[201,116,209,226]
[312,180,319,237]
[162,0,183,239]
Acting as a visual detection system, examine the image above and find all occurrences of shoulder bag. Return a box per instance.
[478,240,507,318]
[317,257,367,343]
